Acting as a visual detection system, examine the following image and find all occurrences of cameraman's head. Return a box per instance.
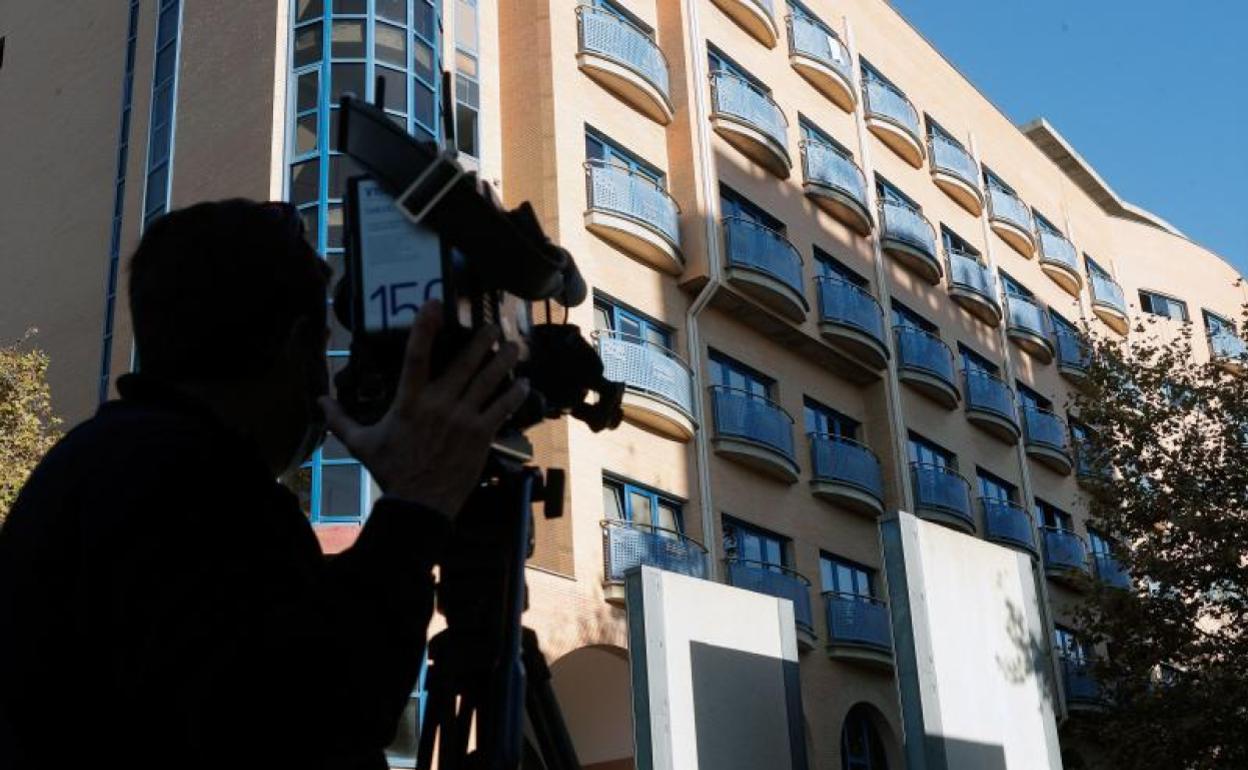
[128,200,332,474]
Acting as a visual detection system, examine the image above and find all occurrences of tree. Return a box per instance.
[0,331,62,526]
[1065,309,1248,769]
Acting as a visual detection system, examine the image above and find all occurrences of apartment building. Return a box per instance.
[1,0,1244,768]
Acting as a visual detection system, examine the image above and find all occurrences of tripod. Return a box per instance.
[416,460,581,770]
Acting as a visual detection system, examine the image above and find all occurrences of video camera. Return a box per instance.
[329,93,623,458]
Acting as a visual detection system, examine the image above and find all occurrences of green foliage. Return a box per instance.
[0,332,62,525]
[1067,310,1248,769]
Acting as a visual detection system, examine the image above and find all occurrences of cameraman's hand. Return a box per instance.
[319,301,529,520]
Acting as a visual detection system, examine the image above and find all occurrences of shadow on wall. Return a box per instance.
[925,734,1008,770]
[995,591,1057,716]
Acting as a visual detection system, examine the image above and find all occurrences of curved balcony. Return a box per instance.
[722,216,808,322]
[786,15,855,111]
[815,277,888,371]
[710,386,799,482]
[1074,441,1109,489]
[595,331,696,441]
[584,160,682,274]
[1041,526,1089,586]
[964,369,1020,443]
[947,249,1001,327]
[928,134,983,215]
[862,77,924,168]
[808,433,885,517]
[1055,330,1091,384]
[824,592,893,668]
[894,326,959,408]
[879,199,940,284]
[710,71,790,178]
[1005,294,1055,363]
[1093,553,1131,590]
[1038,230,1082,296]
[726,559,815,649]
[601,519,708,603]
[1063,658,1105,711]
[576,6,674,124]
[1022,407,1072,475]
[910,463,974,533]
[981,498,1037,555]
[1209,330,1248,375]
[801,140,872,236]
[711,0,778,47]
[987,185,1036,258]
[1089,272,1129,334]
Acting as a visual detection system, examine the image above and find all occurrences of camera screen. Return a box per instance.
[355,177,444,332]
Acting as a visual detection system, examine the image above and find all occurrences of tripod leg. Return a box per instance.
[521,628,581,770]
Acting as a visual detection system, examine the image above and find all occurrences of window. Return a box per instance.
[1,36,6,71]
[799,116,851,156]
[977,469,1016,503]
[593,0,653,32]
[454,0,480,157]
[1035,498,1073,531]
[1054,625,1091,663]
[907,432,957,470]
[998,270,1033,299]
[1087,529,1113,560]
[875,175,918,208]
[143,0,183,227]
[982,166,1018,196]
[860,58,905,96]
[723,518,788,570]
[384,658,427,767]
[891,300,936,333]
[958,344,998,376]
[840,704,888,770]
[925,115,965,150]
[720,184,784,231]
[602,477,683,534]
[1016,383,1051,413]
[1050,310,1078,337]
[708,350,773,398]
[814,249,868,287]
[586,129,664,184]
[1085,254,1112,281]
[593,297,672,348]
[820,553,875,598]
[707,45,764,89]
[804,397,859,438]
[1138,290,1188,322]
[1033,211,1063,237]
[940,225,979,259]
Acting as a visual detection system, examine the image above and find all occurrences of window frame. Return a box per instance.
[1138,289,1189,322]
[819,552,876,598]
[803,396,860,439]
[708,350,774,398]
[602,476,685,533]
[1035,498,1073,531]
[722,516,790,571]
[907,432,958,471]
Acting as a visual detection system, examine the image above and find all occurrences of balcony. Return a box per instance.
[1005,294,1055,363]
[1055,330,1091,384]
[576,6,674,124]
[809,433,885,517]
[947,249,1002,327]
[786,15,855,111]
[1209,330,1248,375]
[1062,658,1105,712]
[726,559,816,650]
[1041,526,1089,586]
[815,277,888,371]
[596,331,696,441]
[1074,441,1109,489]
[824,592,893,668]
[722,217,808,322]
[710,71,790,178]
[862,77,924,168]
[601,519,708,603]
[981,498,1037,555]
[911,463,974,533]
[584,160,682,274]
[987,185,1036,258]
[1093,553,1131,590]
[879,199,940,284]
[801,140,872,236]
[711,0,778,47]
[1037,229,1082,296]
[963,369,1021,444]
[710,386,799,482]
[928,134,983,215]
[895,326,960,408]
[1022,407,1073,475]
[1089,272,1129,335]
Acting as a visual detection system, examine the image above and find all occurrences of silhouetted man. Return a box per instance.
[0,200,528,769]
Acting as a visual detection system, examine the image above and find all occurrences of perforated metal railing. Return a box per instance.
[815,276,885,345]
[964,368,1019,426]
[722,216,805,296]
[601,519,708,582]
[1093,553,1131,589]
[1062,658,1102,704]
[981,498,1036,552]
[809,432,884,504]
[576,6,670,102]
[862,76,920,143]
[725,559,814,634]
[710,71,788,154]
[929,133,979,190]
[987,184,1034,235]
[879,198,936,258]
[1006,293,1053,345]
[824,592,892,651]
[801,140,869,212]
[584,160,681,247]
[910,463,973,525]
[1209,330,1248,361]
[1023,407,1069,455]
[709,385,796,462]
[894,326,956,386]
[786,14,852,84]
[1041,527,1088,574]
[947,249,997,305]
[1038,229,1078,272]
[1089,271,1126,315]
[1055,330,1091,373]
[594,330,694,417]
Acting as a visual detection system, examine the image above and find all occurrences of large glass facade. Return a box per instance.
[287,0,441,523]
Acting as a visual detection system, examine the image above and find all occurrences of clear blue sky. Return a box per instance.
[890,0,1248,274]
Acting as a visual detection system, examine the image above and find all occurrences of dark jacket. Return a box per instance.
[0,374,448,769]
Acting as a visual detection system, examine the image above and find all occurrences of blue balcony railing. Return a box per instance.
[710,71,788,155]
[710,385,796,462]
[1089,272,1127,317]
[786,15,852,84]
[1038,229,1078,273]
[722,216,805,298]
[825,592,892,652]
[982,498,1036,553]
[1062,657,1103,705]
[911,463,973,527]
[585,160,681,248]
[928,133,980,192]
[1006,294,1053,346]
[725,559,814,634]
[801,140,869,214]
[947,249,998,307]
[809,433,884,505]
[987,184,1034,235]
[1023,407,1069,456]
[815,276,886,348]
[1093,553,1131,589]
[576,6,671,103]
[879,199,937,260]
[964,369,1019,427]
[1041,527,1089,575]
[1056,330,1091,375]
[895,326,957,388]
[601,519,708,582]
[595,330,694,418]
[862,76,920,145]
[1074,440,1108,483]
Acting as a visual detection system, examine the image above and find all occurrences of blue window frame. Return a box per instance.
[925,115,964,149]
[593,297,672,348]
[799,116,851,156]
[1138,290,1188,321]
[720,185,784,232]
[907,432,957,470]
[586,129,664,184]
[1016,382,1051,413]
[723,517,789,570]
[592,0,653,33]
[814,248,868,288]
[820,553,875,597]
[709,350,773,398]
[841,704,887,770]
[707,45,764,89]
[892,300,937,333]
[1033,210,1063,237]
[1036,498,1073,531]
[1087,529,1113,559]
[142,0,183,229]
[977,468,1016,503]
[454,0,481,158]
[998,270,1033,299]
[1054,625,1091,663]
[1050,310,1078,336]
[859,58,903,95]
[958,343,998,376]
[803,397,859,438]
[941,225,979,258]
[982,166,1017,195]
[1085,254,1112,281]
[602,476,684,533]
[1204,309,1236,339]
[875,175,917,208]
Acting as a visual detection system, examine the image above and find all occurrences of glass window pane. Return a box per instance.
[328,154,365,200]
[334,0,366,14]
[617,315,642,338]
[289,159,320,205]
[377,0,406,23]
[456,50,478,79]
[629,491,653,527]
[294,23,323,68]
[145,166,169,212]
[331,20,366,58]
[376,23,407,68]
[412,83,435,131]
[602,483,623,520]
[298,205,319,249]
[321,464,362,518]
[154,43,177,84]
[295,113,318,155]
[384,696,420,763]
[593,306,611,332]
[836,564,853,595]
[376,66,408,113]
[326,203,344,249]
[455,0,479,51]
[657,503,679,534]
[297,70,320,112]
[150,119,172,164]
[296,0,323,22]
[330,62,366,102]
[412,40,435,83]
[413,1,435,40]
[820,560,835,592]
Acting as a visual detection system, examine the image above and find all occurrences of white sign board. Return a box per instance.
[355,177,443,332]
